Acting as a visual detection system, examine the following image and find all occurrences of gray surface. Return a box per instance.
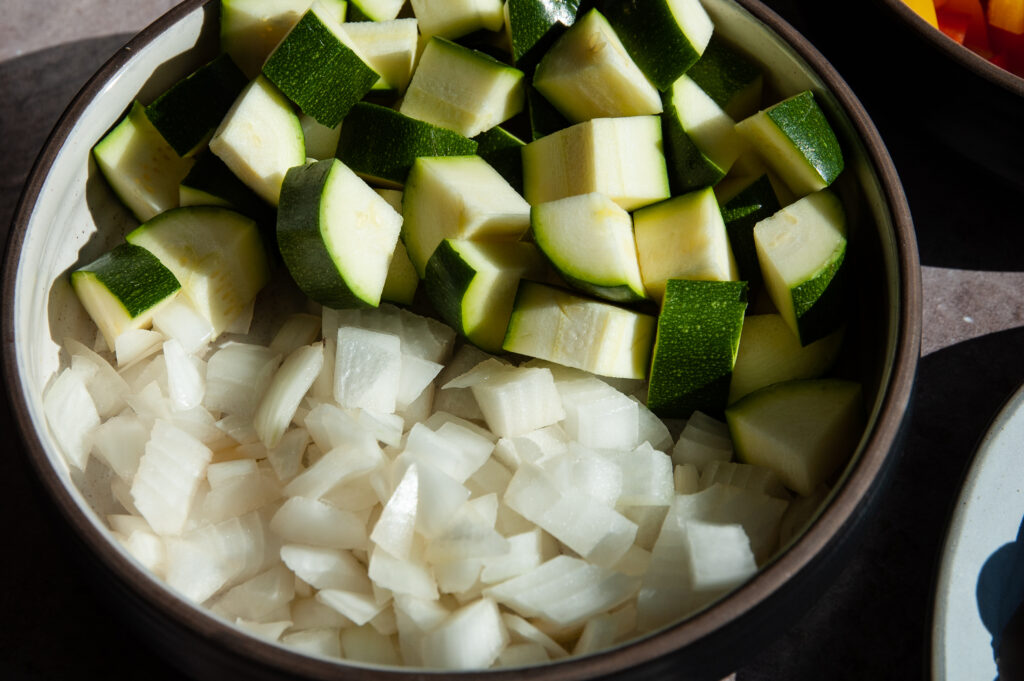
[2,1,1023,679]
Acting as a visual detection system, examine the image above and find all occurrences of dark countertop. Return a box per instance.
[3,1,1023,679]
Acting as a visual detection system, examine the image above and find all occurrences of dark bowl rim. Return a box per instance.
[2,0,922,678]
[876,0,1024,98]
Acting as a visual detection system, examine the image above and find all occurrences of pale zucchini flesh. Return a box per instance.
[209,76,306,206]
[503,281,656,379]
[531,192,645,302]
[533,9,662,123]
[633,187,739,302]
[125,206,270,334]
[754,189,846,345]
[93,101,195,222]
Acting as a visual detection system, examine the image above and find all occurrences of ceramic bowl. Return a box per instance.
[2,1,921,679]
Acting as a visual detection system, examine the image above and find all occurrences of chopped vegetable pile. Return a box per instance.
[902,0,1024,78]
[44,0,869,670]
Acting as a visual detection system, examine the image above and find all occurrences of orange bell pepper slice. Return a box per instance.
[901,0,939,27]
[989,0,1024,35]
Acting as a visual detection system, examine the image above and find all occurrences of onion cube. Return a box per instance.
[421,598,508,670]
[43,365,100,470]
[271,496,368,549]
[334,327,402,413]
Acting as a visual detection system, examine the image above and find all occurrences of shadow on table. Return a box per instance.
[1,36,187,681]
[978,515,1024,679]
[741,325,1024,681]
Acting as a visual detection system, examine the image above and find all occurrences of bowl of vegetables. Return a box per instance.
[2,0,919,679]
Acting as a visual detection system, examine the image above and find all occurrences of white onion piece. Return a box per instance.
[496,643,550,667]
[91,412,148,481]
[114,328,164,368]
[215,565,296,622]
[65,337,129,418]
[281,545,372,593]
[317,589,386,626]
[616,443,675,508]
[370,463,420,559]
[254,343,323,449]
[291,596,353,630]
[152,297,214,356]
[445,361,564,438]
[205,343,280,417]
[283,442,383,500]
[480,528,557,585]
[334,327,402,413]
[367,547,438,600]
[271,497,368,549]
[421,598,507,670]
[269,313,322,357]
[235,618,291,642]
[267,427,308,482]
[130,419,212,535]
[502,613,568,659]
[397,354,443,411]
[483,556,640,628]
[43,365,100,470]
[164,511,266,603]
[163,339,205,411]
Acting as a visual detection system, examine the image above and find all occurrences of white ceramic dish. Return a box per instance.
[933,382,1024,680]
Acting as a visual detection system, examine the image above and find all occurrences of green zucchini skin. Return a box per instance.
[73,243,181,318]
[336,103,479,187]
[790,251,847,346]
[661,97,726,194]
[262,8,378,127]
[472,126,525,193]
[598,0,710,91]
[71,243,182,348]
[277,161,363,309]
[506,0,582,68]
[277,159,401,309]
[144,54,248,157]
[720,174,780,289]
[686,34,763,120]
[424,240,476,341]
[765,91,844,189]
[647,279,748,417]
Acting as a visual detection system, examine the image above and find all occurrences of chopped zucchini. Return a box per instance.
[531,192,646,303]
[503,281,656,379]
[144,54,248,157]
[209,76,306,206]
[598,0,713,91]
[726,379,864,496]
[754,189,846,345]
[335,103,479,188]
[125,206,270,334]
[399,37,526,138]
[93,101,194,222]
[647,279,748,417]
[633,187,739,302]
[735,90,844,198]
[71,243,182,350]
[522,116,670,211]
[401,155,532,277]
[533,9,662,123]
[425,239,546,352]
[261,3,378,127]
[277,159,402,308]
